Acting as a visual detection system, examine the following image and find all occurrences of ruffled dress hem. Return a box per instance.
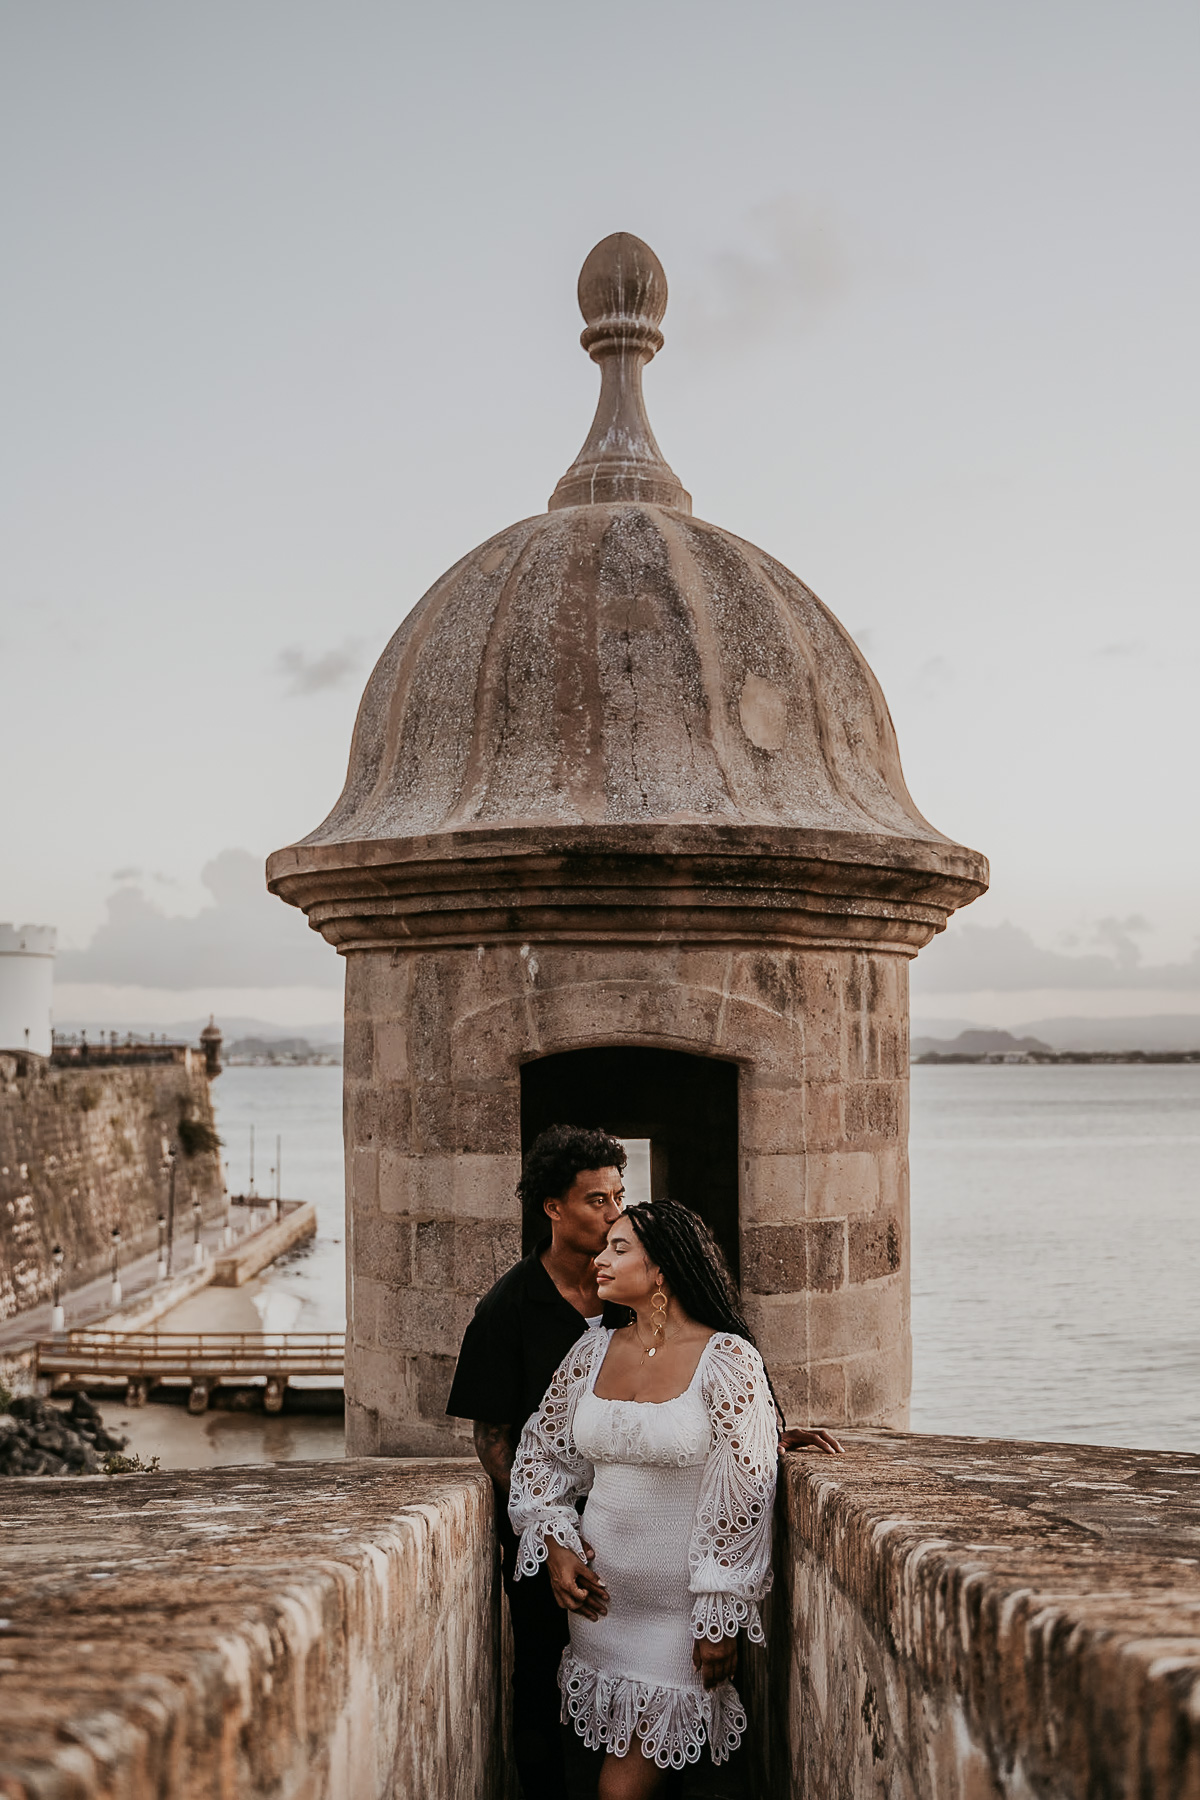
[559,1651,747,1770]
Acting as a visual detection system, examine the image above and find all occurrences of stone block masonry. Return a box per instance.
[342,939,911,1456]
[0,1057,224,1321]
[0,1458,511,1800]
[747,1432,1200,1798]
[2,1435,1196,1798]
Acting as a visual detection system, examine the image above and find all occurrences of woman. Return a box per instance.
[508,1200,779,1799]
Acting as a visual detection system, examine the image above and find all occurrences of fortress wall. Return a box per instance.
[747,1432,1200,1798]
[0,1056,224,1320]
[1,1436,1197,1798]
[0,1459,509,1800]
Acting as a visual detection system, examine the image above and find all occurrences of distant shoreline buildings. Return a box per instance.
[223,1036,341,1067]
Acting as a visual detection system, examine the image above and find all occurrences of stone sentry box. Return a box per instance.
[268,234,987,1456]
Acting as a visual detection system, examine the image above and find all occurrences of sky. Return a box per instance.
[2,0,1197,1034]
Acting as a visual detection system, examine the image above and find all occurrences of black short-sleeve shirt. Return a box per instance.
[446,1250,626,1435]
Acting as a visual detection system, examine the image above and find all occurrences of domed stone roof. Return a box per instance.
[308,501,942,844]
[269,234,986,952]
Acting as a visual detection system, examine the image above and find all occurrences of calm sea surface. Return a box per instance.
[211,1063,1200,1454]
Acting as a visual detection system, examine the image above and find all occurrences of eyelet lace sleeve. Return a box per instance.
[508,1331,605,1579]
[688,1335,778,1645]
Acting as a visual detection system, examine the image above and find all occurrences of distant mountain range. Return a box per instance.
[912,1029,1051,1057]
[913,1015,1200,1055]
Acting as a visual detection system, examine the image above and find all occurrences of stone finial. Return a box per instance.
[549,233,692,515]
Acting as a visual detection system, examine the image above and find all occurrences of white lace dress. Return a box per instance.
[508,1329,777,1771]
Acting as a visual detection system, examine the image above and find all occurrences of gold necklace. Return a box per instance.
[635,1316,679,1360]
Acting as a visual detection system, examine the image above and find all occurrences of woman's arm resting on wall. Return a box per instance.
[779,1425,844,1454]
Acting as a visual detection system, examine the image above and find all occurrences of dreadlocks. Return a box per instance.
[621,1199,785,1430]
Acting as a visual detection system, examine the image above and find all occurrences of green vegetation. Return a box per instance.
[104,1450,161,1475]
[178,1113,222,1157]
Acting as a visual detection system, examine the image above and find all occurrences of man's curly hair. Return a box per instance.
[517,1124,627,1239]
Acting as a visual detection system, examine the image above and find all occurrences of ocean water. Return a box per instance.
[212,1066,348,1334]
[210,1062,1200,1454]
[909,1063,1200,1452]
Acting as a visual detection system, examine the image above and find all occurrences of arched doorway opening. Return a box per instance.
[519,1047,740,1274]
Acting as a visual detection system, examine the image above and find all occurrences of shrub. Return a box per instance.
[104,1450,161,1475]
[178,1114,222,1158]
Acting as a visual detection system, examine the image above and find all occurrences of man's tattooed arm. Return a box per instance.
[473,1420,518,1491]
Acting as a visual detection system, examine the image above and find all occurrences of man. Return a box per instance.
[446,1123,627,1800]
[447,1124,844,1800]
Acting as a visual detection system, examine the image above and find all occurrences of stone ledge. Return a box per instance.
[0,1457,509,1800]
[756,1431,1200,1798]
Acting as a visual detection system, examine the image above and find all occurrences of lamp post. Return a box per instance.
[50,1244,65,1334]
[110,1226,122,1309]
[164,1146,178,1277]
[223,1165,233,1248]
[192,1190,203,1267]
[156,1213,167,1280]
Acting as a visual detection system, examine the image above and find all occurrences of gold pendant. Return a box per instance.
[647,1346,656,1356]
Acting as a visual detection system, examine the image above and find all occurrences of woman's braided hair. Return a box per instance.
[620,1199,784,1431]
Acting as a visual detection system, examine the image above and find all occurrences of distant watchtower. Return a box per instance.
[269,235,988,1455]
[0,924,56,1060]
[200,1016,223,1080]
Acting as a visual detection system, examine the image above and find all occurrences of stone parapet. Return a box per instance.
[4,1434,1198,1798]
[748,1431,1200,1798]
[0,1458,510,1800]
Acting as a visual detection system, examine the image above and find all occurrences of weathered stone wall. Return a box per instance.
[0,1055,224,1320]
[746,1432,1200,1798]
[0,1458,511,1800]
[3,1435,1197,1799]
[343,939,908,1456]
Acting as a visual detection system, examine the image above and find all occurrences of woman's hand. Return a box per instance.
[779,1426,844,1455]
[545,1536,610,1620]
[692,1634,738,1690]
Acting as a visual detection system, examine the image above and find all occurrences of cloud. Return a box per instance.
[277,640,363,696]
[1089,914,1151,969]
[913,920,1200,994]
[58,850,340,989]
[680,197,850,346]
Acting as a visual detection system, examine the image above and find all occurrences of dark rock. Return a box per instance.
[8,1395,49,1423]
[1,1395,124,1478]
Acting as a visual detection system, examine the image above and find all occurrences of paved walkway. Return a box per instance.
[0,1210,277,1353]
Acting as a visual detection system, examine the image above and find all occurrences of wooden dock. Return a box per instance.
[36,1329,344,1413]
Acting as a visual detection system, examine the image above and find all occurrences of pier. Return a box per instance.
[36,1327,344,1411]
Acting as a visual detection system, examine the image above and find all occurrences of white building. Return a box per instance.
[0,923,56,1057]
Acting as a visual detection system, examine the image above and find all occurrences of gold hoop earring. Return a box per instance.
[650,1282,668,1349]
